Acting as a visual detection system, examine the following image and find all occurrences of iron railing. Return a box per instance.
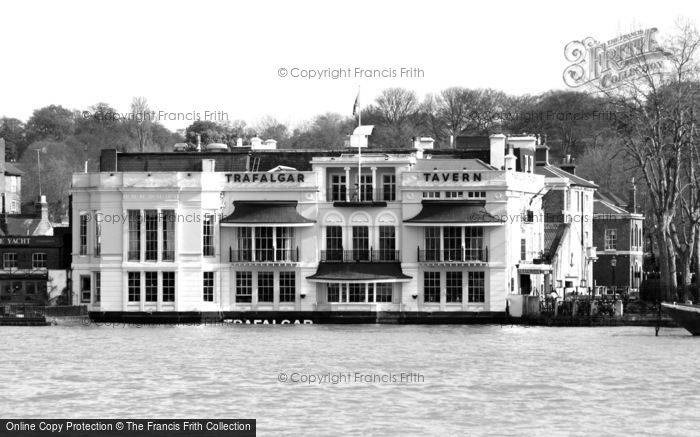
[417,247,488,262]
[229,247,299,263]
[320,249,401,262]
[327,188,396,202]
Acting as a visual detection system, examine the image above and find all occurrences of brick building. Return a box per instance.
[592,181,644,291]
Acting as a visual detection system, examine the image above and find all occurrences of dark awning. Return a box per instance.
[404,200,504,226]
[220,201,315,227]
[307,262,412,283]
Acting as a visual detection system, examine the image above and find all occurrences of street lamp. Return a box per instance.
[611,256,617,290]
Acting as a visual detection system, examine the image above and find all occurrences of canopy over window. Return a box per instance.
[220,201,315,227]
[404,200,504,226]
[307,262,412,283]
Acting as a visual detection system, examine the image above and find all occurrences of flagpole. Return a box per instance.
[357,86,362,202]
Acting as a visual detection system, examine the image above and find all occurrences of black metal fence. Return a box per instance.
[320,249,401,262]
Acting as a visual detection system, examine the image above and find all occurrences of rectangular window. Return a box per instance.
[466,191,486,199]
[258,272,274,303]
[446,271,462,303]
[162,210,175,261]
[443,227,462,261]
[255,227,274,261]
[468,271,485,303]
[94,212,101,257]
[128,210,141,261]
[465,227,484,261]
[203,214,215,257]
[276,227,294,261]
[423,227,440,261]
[331,174,347,201]
[128,272,140,302]
[145,210,158,261]
[145,271,158,302]
[382,174,396,201]
[236,227,253,261]
[3,253,17,269]
[605,229,617,251]
[424,272,440,303]
[94,272,101,303]
[348,283,365,303]
[236,271,252,303]
[378,226,396,261]
[80,275,91,303]
[520,238,527,260]
[422,191,440,199]
[352,226,369,261]
[203,271,214,302]
[445,191,463,199]
[376,283,393,303]
[79,213,89,255]
[325,226,343,261]
[279,271,296,303]
[327,283,341,303]
[32,253,47,269]
[359,174,373,201]
[162,272,175,302]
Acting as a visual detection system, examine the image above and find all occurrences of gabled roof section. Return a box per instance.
[543,222,570,261]
[534,164,598,188]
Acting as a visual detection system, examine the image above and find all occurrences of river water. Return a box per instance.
[1,324,699,436]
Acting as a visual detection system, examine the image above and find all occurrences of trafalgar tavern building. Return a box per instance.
[70,132,599,323]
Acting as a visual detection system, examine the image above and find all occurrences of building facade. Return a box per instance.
[592,182,644,291]
[71,134,556,322]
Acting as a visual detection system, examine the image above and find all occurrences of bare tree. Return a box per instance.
[130,97,152,152]
[602,20,700,300]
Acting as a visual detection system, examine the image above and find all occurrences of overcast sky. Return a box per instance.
[1,0,698,131]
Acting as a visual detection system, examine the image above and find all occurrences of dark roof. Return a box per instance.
[220,201,315,225]
[0,215,42,236]
[595,190,628,209]
[534,164,598,188]
[4,162,24,176]
[543,223,569,261]
[594,199,628,215]
[102,148,503,173]
[455,136,490,150]
[404,200,503,224]
[307,262,411,282]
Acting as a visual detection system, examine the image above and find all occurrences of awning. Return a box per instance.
[404,200,504,226]
[518,263,553,274]
[307,262,412,283]
[220,201,316,227]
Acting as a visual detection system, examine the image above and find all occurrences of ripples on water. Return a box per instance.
[1,324,699,436]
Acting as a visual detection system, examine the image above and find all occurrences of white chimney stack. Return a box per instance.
[489,134,506,170]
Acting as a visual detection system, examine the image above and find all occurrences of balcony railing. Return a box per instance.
[417,247,488,263]
[327,188,396,203]
[320,249,401,262]
[229,247,299,263]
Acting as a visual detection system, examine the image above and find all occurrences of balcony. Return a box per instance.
[417,247,489,263]
[327,188,395,207]
[229,248,299,263]
[320,249,401,263]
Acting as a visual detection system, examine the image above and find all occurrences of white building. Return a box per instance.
[71,134,556,323]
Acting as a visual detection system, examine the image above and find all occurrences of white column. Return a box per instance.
[371,167,377,200]
[344,167,351,202]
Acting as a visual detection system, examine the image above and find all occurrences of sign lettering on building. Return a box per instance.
[0,237,31,246]
[225,173,306,183]
[423,172,482,183]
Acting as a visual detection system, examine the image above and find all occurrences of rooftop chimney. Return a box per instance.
[559,155,577,175]
[504,144,517,172]
[236,138,243,147]
[413,136,435,151]
[629,178,637,213]
[196,134,202,152]
[250,137,263,149]
[489,134,506,170]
